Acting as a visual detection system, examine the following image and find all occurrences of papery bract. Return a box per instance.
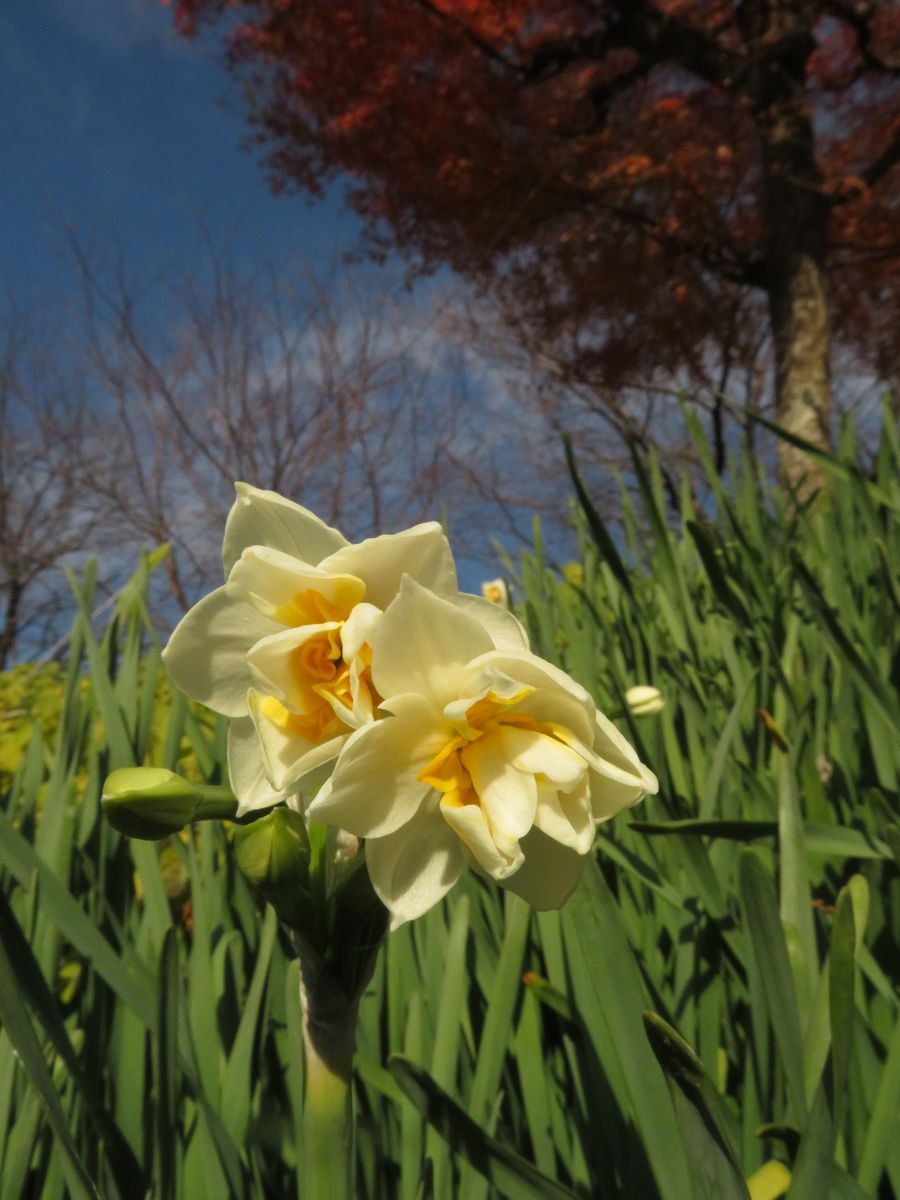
[308,577,658,927]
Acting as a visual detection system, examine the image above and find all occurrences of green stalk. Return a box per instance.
[298,953,358,1200]
[194,784,239,820]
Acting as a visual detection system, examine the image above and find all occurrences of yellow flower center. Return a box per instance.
[291,627,342,685]
[261,581,377,745]
[274,583,363,628]
[260,693,348,744]
[418,687,543,807]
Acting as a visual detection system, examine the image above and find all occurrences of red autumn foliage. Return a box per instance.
[173,0,900,477]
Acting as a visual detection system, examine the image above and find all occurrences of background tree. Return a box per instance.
[0,302,99,668]
[174,0,900,489]
[449,282,773,501]
[67,233,497,614]
[2,235,553,665]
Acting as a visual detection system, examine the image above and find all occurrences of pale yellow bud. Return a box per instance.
[625,686,665,717]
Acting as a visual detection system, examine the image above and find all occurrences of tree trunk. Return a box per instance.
[760,12,832,498]
[764,175,832,497]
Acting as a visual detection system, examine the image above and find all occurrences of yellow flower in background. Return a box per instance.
[163,484,527,814]
[480,578,509,606]
[308,578,657,927]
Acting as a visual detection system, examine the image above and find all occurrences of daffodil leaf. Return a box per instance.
[388,1053,580,1200]
[0,886,142,1196]
[0,912,99,1200]
[644,1012,749,1200]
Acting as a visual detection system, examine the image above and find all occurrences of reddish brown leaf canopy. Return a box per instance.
[174,0,900,390]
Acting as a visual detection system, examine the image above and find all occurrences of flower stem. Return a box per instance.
[194,783,239,820]
[298,956,358,1200]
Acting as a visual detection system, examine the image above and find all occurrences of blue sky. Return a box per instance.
[0,0,357,296]
[0,1,554,615]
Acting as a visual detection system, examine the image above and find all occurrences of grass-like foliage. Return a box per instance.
[1,407,898,1199]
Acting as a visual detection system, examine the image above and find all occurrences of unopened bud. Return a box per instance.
[625,686,665,717]
[233,806,311,929]
[102,768,236,839]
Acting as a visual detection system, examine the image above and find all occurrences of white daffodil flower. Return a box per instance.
[163,485,527,815]
[307,577,658,928]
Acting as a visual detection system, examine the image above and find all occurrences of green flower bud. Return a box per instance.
[102,768,236,839]
[233,807,311,929]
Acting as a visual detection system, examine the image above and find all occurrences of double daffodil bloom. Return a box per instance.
[163,485,526,814]
[308,578,658,926]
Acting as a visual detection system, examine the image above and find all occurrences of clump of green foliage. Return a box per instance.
[0,408,897,1200]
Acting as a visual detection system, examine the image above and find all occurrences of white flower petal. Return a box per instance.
[533,779,595,853]
[454,593,529,651]
[379,691,444,723]
[440,795,524,879]
[320,523,457,609]
[589,770,651,821]
[593,710,659,790]
[462,734,538,849]
[497,726,587,793]
[163,588,280,717]
[442,666,535,732]
[587,711,658,819]
[372,577,494,708]
[307,700,446,837]
[248,689,346,790]
[462,650,596,746]
[546,729,646,792]
[347,655,377,726]
[290,759,335,804]
[339,602,382,661]
[228,717,290,816]
[365,804,465,929]
[222,482,347,574]
[465,649,592,705]
[501,827,587,910]
[226,547,364,619]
